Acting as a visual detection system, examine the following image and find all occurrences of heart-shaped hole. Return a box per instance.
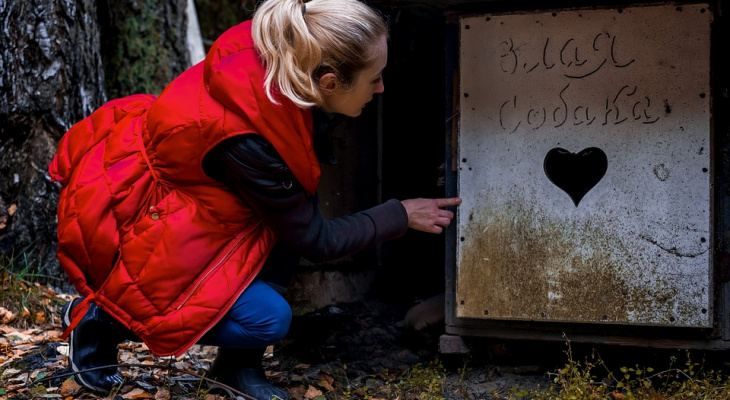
[543,147,608,206]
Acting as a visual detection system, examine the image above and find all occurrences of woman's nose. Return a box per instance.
[374,80,385,94]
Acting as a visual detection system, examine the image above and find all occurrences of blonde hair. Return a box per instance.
[252,0,388,108]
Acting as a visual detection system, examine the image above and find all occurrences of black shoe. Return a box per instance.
[208,348,289,400]
[61,298,125,392]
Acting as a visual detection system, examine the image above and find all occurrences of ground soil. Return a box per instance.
[5,295,730,399]
[274,298,730,399]
[3,295,553,400]
[273,298,557,399]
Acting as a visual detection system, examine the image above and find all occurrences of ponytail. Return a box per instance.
[252,0,388,108]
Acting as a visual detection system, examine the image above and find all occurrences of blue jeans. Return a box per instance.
[197,279,292,349]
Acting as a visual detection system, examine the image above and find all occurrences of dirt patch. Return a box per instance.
[274,299,555,399]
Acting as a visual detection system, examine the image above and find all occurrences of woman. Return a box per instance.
[50,0,461,399]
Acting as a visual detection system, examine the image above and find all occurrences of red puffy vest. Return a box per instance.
[48,20,320,357]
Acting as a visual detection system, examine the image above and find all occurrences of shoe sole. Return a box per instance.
[62,299,123,393]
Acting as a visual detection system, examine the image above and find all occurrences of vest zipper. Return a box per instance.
[175,221,263,310]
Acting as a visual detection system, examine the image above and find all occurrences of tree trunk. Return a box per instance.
[98,0,190,98]
[194,0,255,45]
[0,0,105,288]
[0,0,192,290]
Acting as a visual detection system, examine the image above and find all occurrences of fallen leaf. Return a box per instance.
[136,342,150,352]
[36,312,46,324]
[318,371,334,385]
[317,371,334,392]
[304,385,323,399]
[0,307,16,324]
[288,386,307,399]
[1,367,20,378]
[2,329,37,344]
[317,380,334,392]
[122,387,151,399]
[154,387,170,400]
[22,307,31,318]
[21,328,43,336]
[44,329,63,340]
[60,378,82,396]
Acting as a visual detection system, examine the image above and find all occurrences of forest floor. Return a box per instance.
[0,286,556,400]
[3,287,730,400]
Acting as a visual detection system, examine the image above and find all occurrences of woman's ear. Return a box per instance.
[318,72,340,95]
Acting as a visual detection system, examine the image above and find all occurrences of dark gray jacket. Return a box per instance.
[203,110,408,291]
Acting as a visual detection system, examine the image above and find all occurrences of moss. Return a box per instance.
[100,0,189,98]
[194,0,256,42]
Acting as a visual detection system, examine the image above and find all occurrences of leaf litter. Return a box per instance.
[1,282,556,400]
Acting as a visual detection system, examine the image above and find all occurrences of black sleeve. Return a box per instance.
[203,134,408,262]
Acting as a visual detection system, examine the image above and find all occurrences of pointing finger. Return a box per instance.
[436,197,462,208]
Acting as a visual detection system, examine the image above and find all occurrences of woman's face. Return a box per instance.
[320,35,387,117]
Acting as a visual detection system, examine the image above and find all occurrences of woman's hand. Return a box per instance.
[401,197,462,234]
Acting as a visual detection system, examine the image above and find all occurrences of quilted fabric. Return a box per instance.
[49,20,318,357]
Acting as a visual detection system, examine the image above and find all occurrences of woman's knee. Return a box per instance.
[226,280,293,343]
[240,283,292,342]
[264,297,292,342]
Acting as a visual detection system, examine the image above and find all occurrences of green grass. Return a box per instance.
[392,359,447,400]
[0,251,66,329]
[523,339,730,400]
[361,336,730,400]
